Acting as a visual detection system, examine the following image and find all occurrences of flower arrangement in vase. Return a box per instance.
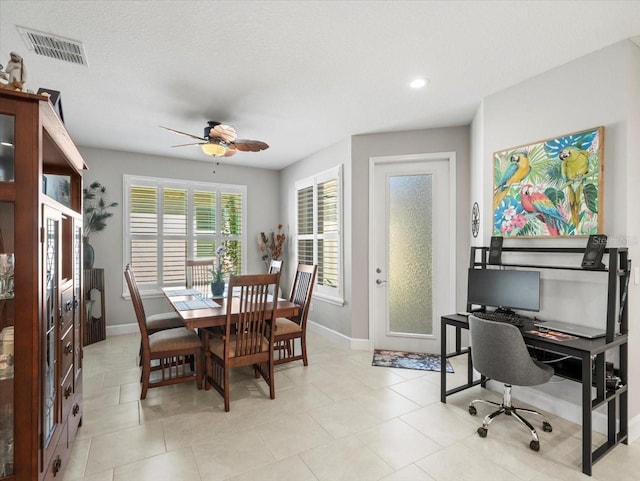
[258,224,286,270]
[210,245,227,296]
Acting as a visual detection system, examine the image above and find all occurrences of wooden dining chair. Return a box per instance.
[268,259,283,274]
[203,272,280,412]
[185,258,215,288]
[124,264,203,399]
[274,263,317,366]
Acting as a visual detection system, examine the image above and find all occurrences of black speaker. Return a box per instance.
[488,236,503,265]
[581,234,607,269]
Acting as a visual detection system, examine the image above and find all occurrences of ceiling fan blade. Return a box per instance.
[224,148,237,157]
[232,139,269,152]
[160,126,207,142]
[170,142,207,148]
[210,124,237,143]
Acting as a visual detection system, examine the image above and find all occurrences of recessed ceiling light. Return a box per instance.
[410,77,428,89]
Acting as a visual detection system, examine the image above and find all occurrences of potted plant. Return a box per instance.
[210,245,227,296]
[83,181,118,269]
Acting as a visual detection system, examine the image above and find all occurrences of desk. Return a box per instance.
[440,313,628,476]
[162,287,299,330]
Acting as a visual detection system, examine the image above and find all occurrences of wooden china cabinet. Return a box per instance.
[0,89,85,481]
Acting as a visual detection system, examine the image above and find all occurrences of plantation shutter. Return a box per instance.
[297,185,314,266]
[129,185,158,285]
[317,177,339,288]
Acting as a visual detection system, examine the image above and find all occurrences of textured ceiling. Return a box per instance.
[1,1,639,170]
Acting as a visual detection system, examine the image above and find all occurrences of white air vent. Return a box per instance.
[17,26,88,66]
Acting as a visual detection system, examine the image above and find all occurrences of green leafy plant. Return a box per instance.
[83,181,118,238]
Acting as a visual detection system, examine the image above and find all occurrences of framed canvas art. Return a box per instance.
[493,126,604,238]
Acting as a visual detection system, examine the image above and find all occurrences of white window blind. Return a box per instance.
[295,165,343,303]
[124,175,246,294]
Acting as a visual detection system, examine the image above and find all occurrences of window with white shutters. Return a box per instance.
[295,165,343,303]
[124,175,246,295]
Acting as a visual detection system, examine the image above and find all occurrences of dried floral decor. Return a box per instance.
[258,224,286,269]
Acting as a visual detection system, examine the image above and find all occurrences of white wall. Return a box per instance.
[471,40,640,429]
[79,147,281,327]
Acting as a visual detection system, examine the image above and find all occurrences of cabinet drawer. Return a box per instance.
[60,368,74,422]
[59,326,74,379]
[43,422,68,481]
[59,284,75,335]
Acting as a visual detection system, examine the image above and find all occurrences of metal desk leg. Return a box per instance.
[441,319,447,403]
[581,352,592,476]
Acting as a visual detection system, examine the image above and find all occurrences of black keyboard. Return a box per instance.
[472,311,531,328]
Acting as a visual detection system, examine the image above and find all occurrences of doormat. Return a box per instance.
[372,349,454,373]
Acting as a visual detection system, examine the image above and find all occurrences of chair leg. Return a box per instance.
[223,366,230,412]
[141,358,150,399]
[301,333,308,366]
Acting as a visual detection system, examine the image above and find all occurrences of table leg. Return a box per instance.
[581,352,592,476]
[441,319,447,403]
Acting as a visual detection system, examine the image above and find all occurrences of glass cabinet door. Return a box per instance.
[0,201,14,478]
[0,113,14,183]
[42,208,60,450]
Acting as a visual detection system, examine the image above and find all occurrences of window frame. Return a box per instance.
[295,165,343,305]
[123,174,247,296]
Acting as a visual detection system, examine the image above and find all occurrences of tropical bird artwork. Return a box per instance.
[559,146,589,226]
[493,152,531,209]
[520,184,566,236]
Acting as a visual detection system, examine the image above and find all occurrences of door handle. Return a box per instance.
[376,279,387,285]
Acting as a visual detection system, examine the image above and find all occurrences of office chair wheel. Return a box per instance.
[477,427,487,438]
[529,440,540,451]
[542,421,552,432]
[468,405,477,415]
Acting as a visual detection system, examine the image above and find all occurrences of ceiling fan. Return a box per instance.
[160,121,269,157]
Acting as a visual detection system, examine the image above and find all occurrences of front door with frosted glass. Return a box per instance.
[371,156,453,354]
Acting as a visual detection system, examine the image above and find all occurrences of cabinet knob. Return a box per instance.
[52,456,62,475]
[65,342,73,355]
[65,300,73,312]
[64,385,72,399]
[72,403,80,416]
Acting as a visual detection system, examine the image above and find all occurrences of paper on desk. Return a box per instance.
[526,329,578,341]
[174,299,221,311]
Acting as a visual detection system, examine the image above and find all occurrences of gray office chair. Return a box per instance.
[468,315,554,451]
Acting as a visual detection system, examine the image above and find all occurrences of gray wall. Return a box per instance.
[79,147,281,326]
[350,127,471,340]
[470,40,640,427]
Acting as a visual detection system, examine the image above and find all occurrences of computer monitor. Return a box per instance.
[467,268,540,312]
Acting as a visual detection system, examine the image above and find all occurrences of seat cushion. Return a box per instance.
[209,334,269,358]
[148,327,201,352]
[275,317,302,335]
[146,311,183,331]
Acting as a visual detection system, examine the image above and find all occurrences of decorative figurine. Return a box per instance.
[0,52,27,91]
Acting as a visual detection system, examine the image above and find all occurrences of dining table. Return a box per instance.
[162,286,300,330]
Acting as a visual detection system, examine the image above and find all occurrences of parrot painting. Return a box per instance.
[520,184,566,236]
[559,147,589,226]
[493,152,531,209]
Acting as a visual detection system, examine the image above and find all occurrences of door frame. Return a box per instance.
[367,152,457,351]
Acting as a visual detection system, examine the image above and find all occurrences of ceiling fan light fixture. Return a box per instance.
[201,143,227,157]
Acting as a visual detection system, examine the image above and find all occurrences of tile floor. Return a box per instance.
[64,331,638,481]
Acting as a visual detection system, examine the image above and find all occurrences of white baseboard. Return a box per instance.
[307,320,369,351]
[106,323,138,337]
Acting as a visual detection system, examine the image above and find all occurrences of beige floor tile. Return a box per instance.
[65,470,114,481]
[308,398,381,438]
[311,373,375,402]
[350,387,421,421]
[300,435,393,481]
[416,440,524,481]
[191,430,275,481]
[113,447,201,481]
[76,401,140,440]
[349,365,407,390]
[379,464,437,481]
[227,455,317,481]
[82,385,121,409]
[84,421,166,475]
[255,412,332,460]
[119,381,142,404]
[162,409,232,451]
[400,402,478,447]
[63,437,91,480]
[356,418,441,470]
[389,376,441,407]
[102,366,143,388]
